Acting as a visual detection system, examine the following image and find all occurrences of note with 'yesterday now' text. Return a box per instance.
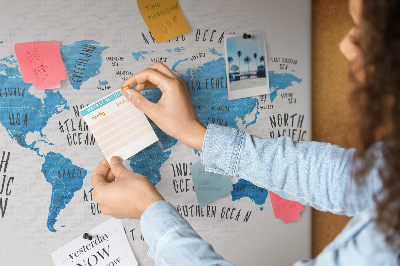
[51,218,137,266]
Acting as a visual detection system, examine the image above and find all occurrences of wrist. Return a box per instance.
[138,193,164,219]
[185,123,206,151]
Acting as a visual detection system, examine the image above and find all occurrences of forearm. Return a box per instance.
[201,124,380,216]
[140,200,234,265]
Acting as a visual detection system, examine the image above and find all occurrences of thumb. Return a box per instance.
[109,156,130,178]
[122,89,156,117]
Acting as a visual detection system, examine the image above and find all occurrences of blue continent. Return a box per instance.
[171,58,188,72]
[0,53,88,232]
[42,152,87,232]
[0,58,69,155]
[132,51,148,61]
[177,57,267,205]
[60,40,108,90]
[128,87,178,186]
[173,47,185,52]
[0,54,18,64]
[232,179,268,210]
[209,48,223,56]
[269,72,302,103]
[129,49,303,208]
[130,143,172,187]
[178,57,259,130]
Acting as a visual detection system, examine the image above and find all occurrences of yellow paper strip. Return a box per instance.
[137,0,191,44]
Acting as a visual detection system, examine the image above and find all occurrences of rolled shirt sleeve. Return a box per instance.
[140,200,234,265]
[201,124,382,216]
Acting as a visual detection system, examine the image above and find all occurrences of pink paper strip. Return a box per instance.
[14,41,67,90]
[270,192,304,223]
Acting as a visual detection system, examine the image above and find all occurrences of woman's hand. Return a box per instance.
[120,61,206,152]
[91,157,164,220]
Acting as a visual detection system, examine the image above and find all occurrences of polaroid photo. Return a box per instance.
[224,31,270,100]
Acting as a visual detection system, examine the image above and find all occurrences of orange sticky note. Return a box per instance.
[270,192,304,224]
[137,0,191,43]
[14,41,67,90]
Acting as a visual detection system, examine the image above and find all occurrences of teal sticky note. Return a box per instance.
[190,160,233,208]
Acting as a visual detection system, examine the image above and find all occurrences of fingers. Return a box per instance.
[121,89,158,117]
[120,62,177,91]
[147,61,177,79]
[92,159,110,188]
[135,81,156,92]
[109,156,130,178]
[105,169,116,183]
[127,61,178,92]
[121,68,172,93]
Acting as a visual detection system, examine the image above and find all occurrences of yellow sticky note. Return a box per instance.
[137,0,191,44]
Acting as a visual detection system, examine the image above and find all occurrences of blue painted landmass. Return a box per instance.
[0,44,101,231]
[60,40,108,90]
[130,49,303,208]
[130,143,172,187]
[0,42,303,234]
[171,58,188,72]
[209,48,223,56]
[128,52,260,188]
[165,47,185,53]
[42,152,87,232]
[128,87,178,186]
[180,57,259,130]
[232,179,268,210]
[132,51,148,61]
[98,80,108,85]
[269,72,302,103]
[0,57,69,155]
[173,47,185,52]
[0,54,18,64]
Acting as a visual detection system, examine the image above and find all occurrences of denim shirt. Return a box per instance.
[140,124,399,265]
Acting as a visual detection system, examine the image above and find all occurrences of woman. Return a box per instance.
[91,0,400,264]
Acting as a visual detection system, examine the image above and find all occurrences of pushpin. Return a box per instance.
[242,33,252,39]
[83,233,93,240]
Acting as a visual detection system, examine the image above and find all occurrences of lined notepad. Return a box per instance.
[80,90,158,161]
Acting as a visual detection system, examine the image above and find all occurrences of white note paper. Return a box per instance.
[80,89,158,162]
[51,218,138,266]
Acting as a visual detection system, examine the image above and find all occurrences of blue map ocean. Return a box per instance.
[0,41,302,231]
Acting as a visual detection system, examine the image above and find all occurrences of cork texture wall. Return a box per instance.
[312,0,353,257]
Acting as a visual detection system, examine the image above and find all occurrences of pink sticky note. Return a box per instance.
[14,41,67,90]
[270,192,304,223]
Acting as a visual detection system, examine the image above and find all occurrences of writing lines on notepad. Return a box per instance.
[80,90,158,161]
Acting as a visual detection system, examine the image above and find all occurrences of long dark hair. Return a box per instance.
[350,0,400,251]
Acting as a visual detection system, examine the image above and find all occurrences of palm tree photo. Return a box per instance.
[244,56,251,77]
[260,55,265,65]
[253,53,258,72]
[237,51,242,77]
[228,56,233,73]
[226,32,268,92]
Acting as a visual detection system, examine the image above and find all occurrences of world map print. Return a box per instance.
[0,41,302,232]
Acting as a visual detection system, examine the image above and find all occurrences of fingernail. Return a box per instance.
[120,85,129,92]
[110,156,122,165]
[124,89,133,100]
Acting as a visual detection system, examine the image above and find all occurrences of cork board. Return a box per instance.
[312,0,353,257]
